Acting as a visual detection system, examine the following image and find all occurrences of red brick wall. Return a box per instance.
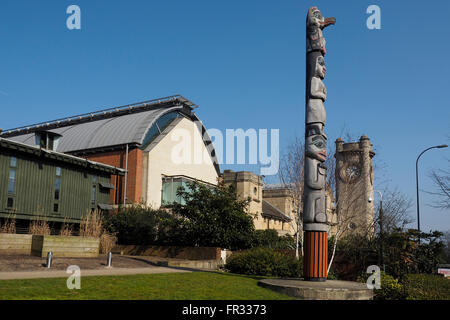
[82,148,143,205]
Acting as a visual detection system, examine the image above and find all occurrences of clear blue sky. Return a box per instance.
[0,1,449,232]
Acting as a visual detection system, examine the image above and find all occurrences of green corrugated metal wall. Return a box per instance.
[0,150,111,223]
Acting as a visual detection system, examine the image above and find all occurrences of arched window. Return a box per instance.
[142,112,181,148]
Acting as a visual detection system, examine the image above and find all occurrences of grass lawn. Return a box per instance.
[0,272,293,300]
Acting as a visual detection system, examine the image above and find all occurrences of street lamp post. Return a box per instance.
[415,144,448,242]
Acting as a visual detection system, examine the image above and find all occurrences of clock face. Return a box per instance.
[340,163,362,183]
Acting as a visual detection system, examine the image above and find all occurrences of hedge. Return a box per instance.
[225,247,302,278]
[373,273,405,300]
[402,274,450,300]
[372,273,450,300]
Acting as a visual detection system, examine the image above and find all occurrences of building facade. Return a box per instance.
[0,138,124,224]
[222,170,294,235]
[334,135,375,237]
[1,96,220,210]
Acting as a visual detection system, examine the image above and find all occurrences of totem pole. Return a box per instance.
[303,6,335,282]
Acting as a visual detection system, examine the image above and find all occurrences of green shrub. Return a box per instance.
[327,268,339,280]
[226,247,302,278]
[374,272,405,300]
[372,273,450,300]
[172,183,255,250]
[402,274,450,300]
[103,205,184,245]
[252,229,295,250]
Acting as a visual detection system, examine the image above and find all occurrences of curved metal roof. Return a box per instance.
[0,138,126,175]
[7,106,183,152]
[1,95,221,175]
[2,95,193,152]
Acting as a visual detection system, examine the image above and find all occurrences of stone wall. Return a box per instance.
[0,234,32,255]
[31,235,100,258]
[112,245,222,261]
[222,170,264,229]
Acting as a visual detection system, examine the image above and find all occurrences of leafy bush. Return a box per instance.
[172,183,255,250]
[373,272,405,300]
[372,273,450,300]
[104,184,295,251]
[402,274,450,300]
[103,205,184,245]
[226,247,302,278]
[330,229,446,281]
[252,229,295,250]
[327,268,339,280]
[382,229,444,278]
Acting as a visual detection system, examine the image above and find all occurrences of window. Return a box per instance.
[10,157,17,168]
[91,175,97,205]
[91,185,97,205]
[35,132,60,151]
[161,176,215,206]
[7,156,17,207]
[161,176,204,206]
[142,112,180,148]
[54,177,61,200]
[8,169,16,194]
[162,177,186,205]
[54,167,61,201]
[53,168,61,213]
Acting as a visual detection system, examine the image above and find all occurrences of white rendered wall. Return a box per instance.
[144,117,219,208]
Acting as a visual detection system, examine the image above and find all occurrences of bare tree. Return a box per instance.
[374,187,414,233]
[278,136,305,258]
[278,135,337,259]
[428,159,450,210]
[328,174,371,272]
[328,185,414,273]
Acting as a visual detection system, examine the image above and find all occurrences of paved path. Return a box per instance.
[0,266,191,280]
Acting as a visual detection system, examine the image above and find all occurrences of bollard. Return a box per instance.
[46,251,53,269]
[106,251,112,268]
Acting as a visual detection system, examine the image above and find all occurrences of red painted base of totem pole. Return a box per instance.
[303,231,328,281]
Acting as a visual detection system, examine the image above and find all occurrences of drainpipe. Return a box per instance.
[123,144,129,206]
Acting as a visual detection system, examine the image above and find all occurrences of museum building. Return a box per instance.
[1,95,300,234]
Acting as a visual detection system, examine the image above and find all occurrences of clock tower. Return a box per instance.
[335,135,375,237]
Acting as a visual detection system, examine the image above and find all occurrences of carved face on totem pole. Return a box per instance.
[305,134,327,162]
[315,56,326,79]
[306,7,336,55]
[307,7,336,30]
[305,124,322,138]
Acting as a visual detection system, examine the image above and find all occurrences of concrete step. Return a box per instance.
[156,259,219,270]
